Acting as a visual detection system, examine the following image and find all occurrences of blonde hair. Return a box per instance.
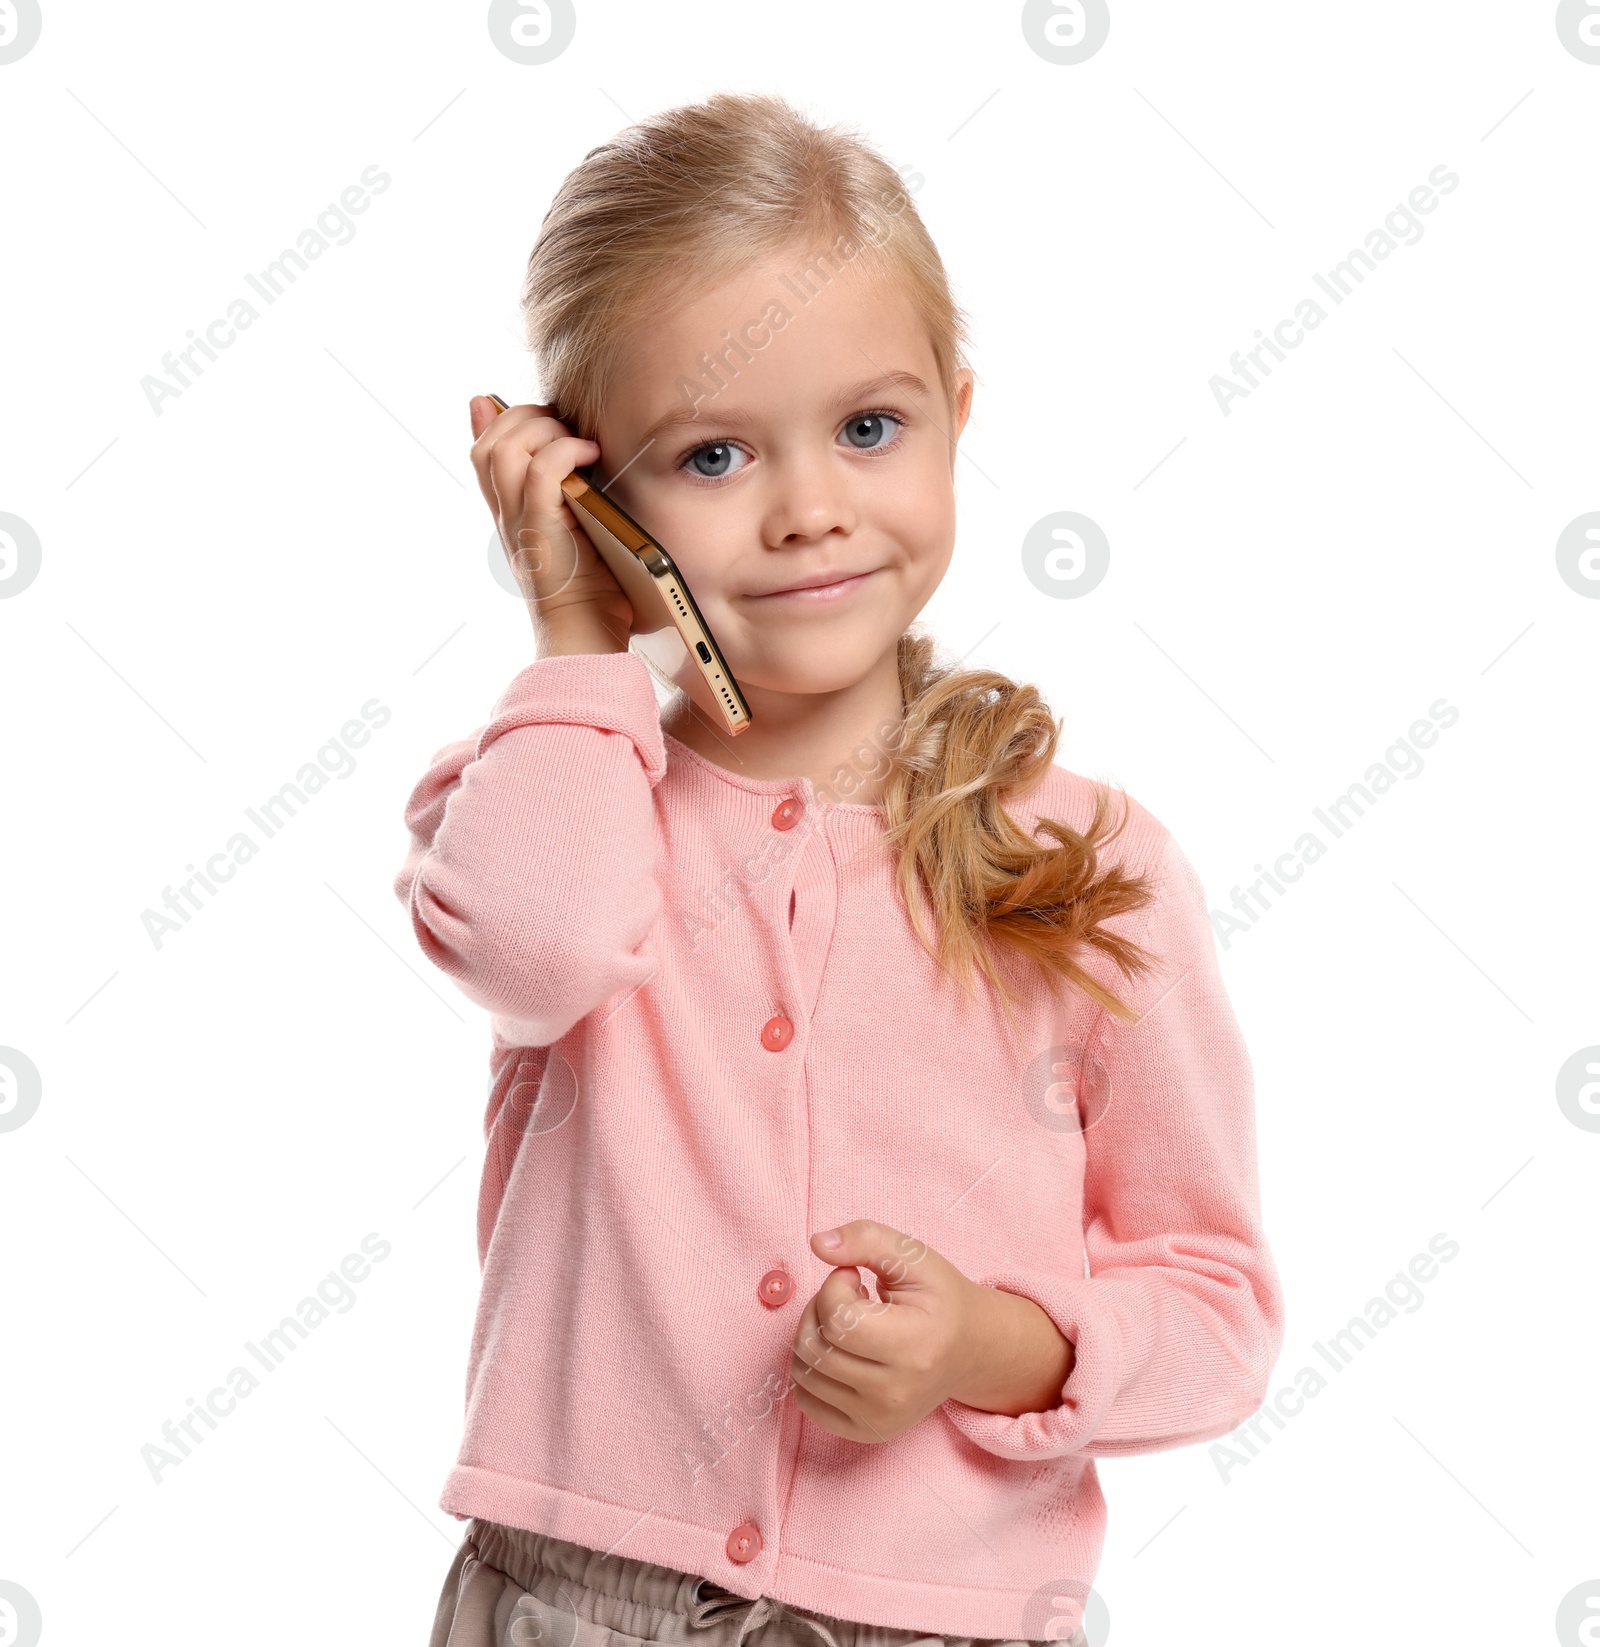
[522,91,1158,1028]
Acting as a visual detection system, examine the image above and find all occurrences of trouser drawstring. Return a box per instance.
[687,1581,843,1647]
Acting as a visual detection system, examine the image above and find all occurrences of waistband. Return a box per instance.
[469,1516,704,1616]
[464,1519,852,1647]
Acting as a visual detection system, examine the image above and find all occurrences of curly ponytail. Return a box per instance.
[878,628,1160,1028]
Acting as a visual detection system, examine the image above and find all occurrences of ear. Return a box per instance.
[950,368,975,452]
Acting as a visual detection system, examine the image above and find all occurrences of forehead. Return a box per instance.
[599,247,939,442]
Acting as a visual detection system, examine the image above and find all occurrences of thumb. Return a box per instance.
[809,1219,939,1296]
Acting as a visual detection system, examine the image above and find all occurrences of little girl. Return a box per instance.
[398,91,1283,1647]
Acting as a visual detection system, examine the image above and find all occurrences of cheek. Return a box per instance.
[639,499,744,591]
[884,458,956,555]
[897,494,956,580]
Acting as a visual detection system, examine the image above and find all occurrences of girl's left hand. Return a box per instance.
[787,1219,1075,1443]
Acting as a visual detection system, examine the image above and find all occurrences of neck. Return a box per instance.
[660,647,905,808]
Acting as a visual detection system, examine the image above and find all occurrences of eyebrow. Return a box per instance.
[634,370,933,449]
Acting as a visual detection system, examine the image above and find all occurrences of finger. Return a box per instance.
[788,1349,865,1414]
[467,399,538,512]
[467,397,545,480]
[481,416,596,526]
[814,1264,889,1357]
[468,395,512,441]
[809,1220,946,1298]
[788,1375,876,1443]
[474,401,563,503]
[467,398,551,449]
[787,1357,863,1423]
[467,403,587,519]
[808,1268,893,1366]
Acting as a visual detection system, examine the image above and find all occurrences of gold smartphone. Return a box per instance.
[486,394,752,736]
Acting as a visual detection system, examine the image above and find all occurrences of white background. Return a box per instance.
[2,3,1597,1643]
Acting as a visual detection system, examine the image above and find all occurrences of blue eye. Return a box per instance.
[685,442,748,479]
[840,412,902,450]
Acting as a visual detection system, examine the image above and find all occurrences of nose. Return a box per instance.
[760,444,859,549]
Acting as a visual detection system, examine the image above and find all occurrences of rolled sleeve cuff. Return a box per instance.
[479,649,667,783]
[941,1268,1126,1461]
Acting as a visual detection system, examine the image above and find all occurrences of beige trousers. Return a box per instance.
[428,1519,1090,1647]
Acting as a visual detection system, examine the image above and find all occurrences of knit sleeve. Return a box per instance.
[941,828,1285,1461]
[393,649,668,1048]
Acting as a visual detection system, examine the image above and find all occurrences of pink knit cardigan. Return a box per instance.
[393,649,1284,1640]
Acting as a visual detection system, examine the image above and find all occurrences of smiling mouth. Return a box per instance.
[751,568,881,601]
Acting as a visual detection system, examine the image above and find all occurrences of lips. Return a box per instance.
[754,567,879,597]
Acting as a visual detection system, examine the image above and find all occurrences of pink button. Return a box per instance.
[771,799,801,831]
[726,1520,762,1564]
[760,1014,793,1052]
[758,1269,794,1308]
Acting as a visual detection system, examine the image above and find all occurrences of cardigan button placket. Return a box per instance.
[759,1014,793,1052]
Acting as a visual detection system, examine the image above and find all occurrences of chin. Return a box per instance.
[731,605,902,679]
[732,651,884,698]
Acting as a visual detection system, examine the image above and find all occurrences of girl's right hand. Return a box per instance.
[468,397,634,656]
